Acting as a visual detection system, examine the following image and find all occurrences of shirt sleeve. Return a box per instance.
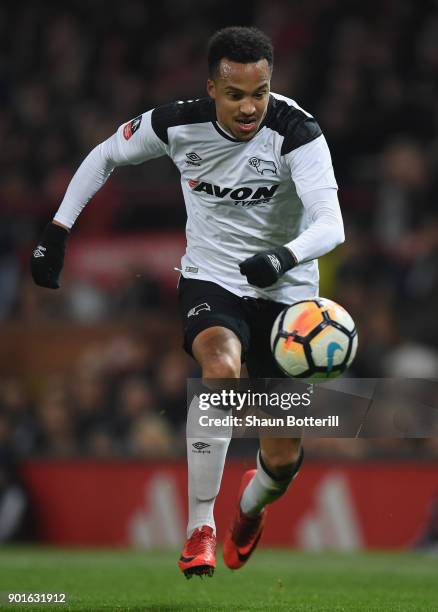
[284,187,345,263]
[285,133,338,197]
[54,110,168,228]
[282,134,343,262]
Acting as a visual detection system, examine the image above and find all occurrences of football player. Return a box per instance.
[31,26,344,578]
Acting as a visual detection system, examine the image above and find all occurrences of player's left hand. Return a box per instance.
[239,247,297,288]
[30,223,69,289]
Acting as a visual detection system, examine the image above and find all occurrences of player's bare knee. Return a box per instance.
[202,354,240,379]
[193,326,242,379]
[261,442,301,472]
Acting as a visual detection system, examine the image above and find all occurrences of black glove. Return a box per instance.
[30,223,69,289]
[239,246,296,288]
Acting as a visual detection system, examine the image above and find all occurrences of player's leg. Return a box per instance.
[178,277,249,578]
[223,437,303,569]
[224,298,304,569]
[181,327,241,578]
[241,436,303,514]
[192,325,242,378]
[187,326,241,530]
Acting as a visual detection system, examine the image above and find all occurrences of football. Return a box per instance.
[270,298,358,378]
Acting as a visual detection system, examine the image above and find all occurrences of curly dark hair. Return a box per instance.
[207,26,273,78]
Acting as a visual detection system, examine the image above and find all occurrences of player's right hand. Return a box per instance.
[239,246,296,288]
[30,223,69,289]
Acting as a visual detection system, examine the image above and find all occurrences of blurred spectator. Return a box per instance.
[155,349,198,430]
[375,139,431,247]
[0,221,21,320]
[0,378,36,455]
[68,282,109,322]
[0,424,33,542]
[128,414,175,458]
[85,426,118,458]
[35,387,77,457]
[383,343,438,378]
[114,376,157,442]
[0,468,31,542]
[70,367,108,449]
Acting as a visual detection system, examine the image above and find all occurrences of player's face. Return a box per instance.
[207,59,271,141]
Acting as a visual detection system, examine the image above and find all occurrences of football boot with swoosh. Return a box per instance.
[223,470,267,570]
[178,525,216,578]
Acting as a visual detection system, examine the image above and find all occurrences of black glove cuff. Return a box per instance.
[275,246,297,272]
[41,223,69,247]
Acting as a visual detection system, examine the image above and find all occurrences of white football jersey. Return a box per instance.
[55,92,341,303]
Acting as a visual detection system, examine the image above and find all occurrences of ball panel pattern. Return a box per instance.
[271,298,358,378]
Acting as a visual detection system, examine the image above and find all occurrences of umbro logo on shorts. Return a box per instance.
[188,302,211,317]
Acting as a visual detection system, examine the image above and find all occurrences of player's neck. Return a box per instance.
[216,120,236,139]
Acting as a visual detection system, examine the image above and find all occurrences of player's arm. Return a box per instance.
[239,135,344,288]
[31,112,168,288]
[282,134,344,263]
[283,186,344,263]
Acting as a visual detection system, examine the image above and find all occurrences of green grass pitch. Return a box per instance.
[0,547,437,611]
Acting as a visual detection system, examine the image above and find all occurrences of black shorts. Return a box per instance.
[178,276,289,378]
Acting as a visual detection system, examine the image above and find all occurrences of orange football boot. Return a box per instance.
[178,525,216,579]
[223,469,267,570]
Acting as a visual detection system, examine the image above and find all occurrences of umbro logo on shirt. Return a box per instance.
[185,152,202,166]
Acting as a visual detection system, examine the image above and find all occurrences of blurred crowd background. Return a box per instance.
[1,0,438,461]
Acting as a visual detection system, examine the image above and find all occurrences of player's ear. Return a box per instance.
[207,79,216,99]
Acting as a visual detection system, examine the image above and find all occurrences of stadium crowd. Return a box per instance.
[1,0,438,459]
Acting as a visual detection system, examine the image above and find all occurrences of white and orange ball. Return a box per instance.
[270,298,358,378]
